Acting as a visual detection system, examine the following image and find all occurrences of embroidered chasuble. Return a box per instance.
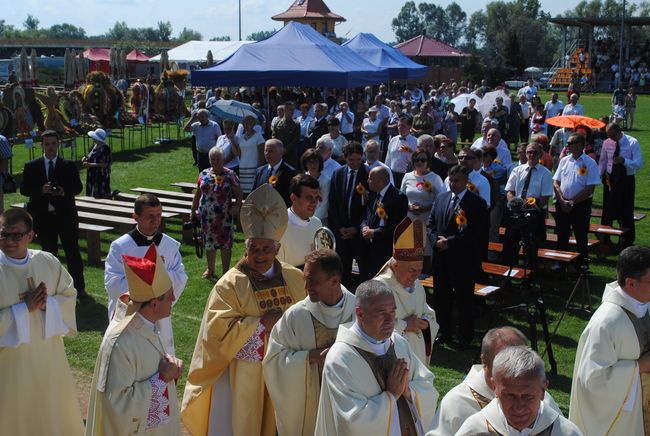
[623,308,650,433]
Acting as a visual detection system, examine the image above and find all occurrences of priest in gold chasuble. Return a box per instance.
[182,184,305,436]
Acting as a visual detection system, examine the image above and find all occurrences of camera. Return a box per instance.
[49,181,60,195]
[506,197,540,233]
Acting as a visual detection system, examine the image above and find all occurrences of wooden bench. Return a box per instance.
[548,205,646,221]
[77,196,191,217]
[116,193,194,209]
[130,187,195,202]
[545,219,625,237]
[77,211,136,233]
[488,242,580,263]
[75,201,177,232]
[171,182,196,193]
[10,203,114,265]
[419,276,500,297]
[79,223,114,265]
[497,227,600,247]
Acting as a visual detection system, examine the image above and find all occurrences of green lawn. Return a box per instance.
[3,91,648,415]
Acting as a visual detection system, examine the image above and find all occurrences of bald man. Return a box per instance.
[252,139,297,207]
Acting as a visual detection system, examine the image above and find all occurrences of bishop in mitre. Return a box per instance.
[570,245,650,435]
[86,243,182,435]
[375,217,438,365]
[315,279,438,435]
[263,248,356,435]
[0,208,84,435]
[429,326,560,435]
[457,346,581,435]
[182,183,305,436]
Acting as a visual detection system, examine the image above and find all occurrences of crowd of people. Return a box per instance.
[0,77,646,435]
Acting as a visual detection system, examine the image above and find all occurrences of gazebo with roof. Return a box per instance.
[272,0,345,38]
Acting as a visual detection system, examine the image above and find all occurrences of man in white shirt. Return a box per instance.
[544,92,564,118]
[553,133,600,267]
[364,140,393,186]
[385,116,417,188]
[448,147,491,209]
[486,128,512,167]
[562,93,585,116]
[518,94,531,143]
[183,109,222,171]
[321,118,347,161]
[335,101,355,141]
[517,79,537,102]
[278,174,323,268]
[458,346,580,436]
[471,121,491,151]
[315,137,341,180]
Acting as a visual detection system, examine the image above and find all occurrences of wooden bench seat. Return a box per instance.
[79,223,114,265]
[498,227,599,247]
[548,205,645,221]
[171,182,196,193]
[76,201,178,220]
[130,187,195,202]
[77,211,136,233]
[488,242,580,262]
[545,219,625,236]
[116,193,193,209]
[419,276,500,297]
[77,197,191,216]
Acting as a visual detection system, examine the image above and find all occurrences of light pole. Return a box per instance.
[617,0,625,87]
[239,0,242,41]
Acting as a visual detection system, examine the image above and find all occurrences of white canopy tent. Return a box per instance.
[149,40,253,66]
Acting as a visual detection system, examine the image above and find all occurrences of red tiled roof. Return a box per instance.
[394,35,469,58]
[272,0,346,22]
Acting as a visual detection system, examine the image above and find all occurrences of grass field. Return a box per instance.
[3,91,648,416]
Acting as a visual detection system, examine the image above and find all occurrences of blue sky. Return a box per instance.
[2,1,625,43]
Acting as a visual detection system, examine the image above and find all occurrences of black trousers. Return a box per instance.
[601,175,635,247]
[35,211,85,292]
[555,199,591,265]
[197,152,210,172]
[336,236,364,291]
[433,258,475,343]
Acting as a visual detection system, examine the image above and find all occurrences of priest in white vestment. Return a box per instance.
[375,217,438,365]
[570,246,650,435]
[430,326,560,435]
[104,193,187,355]
[0,209,84,435]
[457,346,581,436]
[264,249,356,435]
[315,279,438,435]
[277,173,323,268]
[86,244,183,435]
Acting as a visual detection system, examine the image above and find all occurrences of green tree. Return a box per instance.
[23,15,39,31]
[419,3,445,40]
[246,30,276,41]
[465,10,486,51]
[210,35,232,41]
[47,23,86,39]
[463,55,485,83]
[392,1,424,43]
[157,21,173,41]
[105,21,131,40]
[443,2,467,47]
[178,27,202,41]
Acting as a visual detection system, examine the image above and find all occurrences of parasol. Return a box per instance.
[545,115,606,130]
[208,99,263,123]
[450,93,482,114]
[478,90,510,118]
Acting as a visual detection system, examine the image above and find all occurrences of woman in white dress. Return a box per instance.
[400,150,444,263]
[301,148,330,225]
[238,115,265,194]
[361,107,382,148]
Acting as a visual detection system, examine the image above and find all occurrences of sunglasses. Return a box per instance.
[0,230,30,241]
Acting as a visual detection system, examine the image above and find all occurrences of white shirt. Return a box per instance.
[562,103,585,116]
[277,208,322,267]
[445,170,490,207]
[335,111,355,134]
[519,101,531,120]
[495,139,513,167]
[617,134,643,176]
[553,153,600,200]
[296,114,313,138]
[365,160,394,185]
[505,163,554,200]
[321,157,341,180]
[323,133,347,158]
[385,134,417,174]
[544,100,564,118]
[216,134,239,169]
[44,156,58,179]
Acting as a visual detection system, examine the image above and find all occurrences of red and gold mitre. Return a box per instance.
[392,217,425,262]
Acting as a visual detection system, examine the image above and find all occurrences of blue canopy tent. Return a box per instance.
[342,33,428,80]
[191,22,389,88]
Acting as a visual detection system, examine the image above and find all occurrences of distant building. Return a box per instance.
[394,34,470,84]
[272,0,345,39]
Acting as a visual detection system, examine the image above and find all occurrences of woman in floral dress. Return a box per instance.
[82,128,112,198]
[191,146,243,279]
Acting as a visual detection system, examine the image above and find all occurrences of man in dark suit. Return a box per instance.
[328,141,368,289]
[253,139,297,207]
[427,165,488,347]
[361,166,409,281]
[20,130,88,299]
[308,103,329,148]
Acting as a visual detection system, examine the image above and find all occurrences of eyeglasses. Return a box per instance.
[0,230,30,241]
[458,155,475,160]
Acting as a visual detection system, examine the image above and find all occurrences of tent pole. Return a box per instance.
[346,88,349,102]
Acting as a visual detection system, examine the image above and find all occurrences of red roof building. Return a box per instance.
[394,35,470,85]
[272,0,345,38]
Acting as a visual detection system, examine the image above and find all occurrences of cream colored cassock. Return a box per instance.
[375,264,438,364]
[277,207,323,267]
[0,250,84,436]
[429,364,561,436]
[263,288,356,436]
[457,398,581,435]
[315,323,439,435]
[85,311,181,435]
[570,281,648,435]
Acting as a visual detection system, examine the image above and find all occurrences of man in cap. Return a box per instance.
[374,217,438,365]
[182,184,305,436]
[263,249,356,436]
[86,243,182,435]
[0,208,84,435]
[314,279,438,435]
[457,346,580,435]
[104,193,187,355]
[431,326,560,435]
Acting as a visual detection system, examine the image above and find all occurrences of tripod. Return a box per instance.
[498,226,559,375]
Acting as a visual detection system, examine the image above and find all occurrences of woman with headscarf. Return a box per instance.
[81,128,112,198]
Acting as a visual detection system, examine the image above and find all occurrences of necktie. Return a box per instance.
[521,166,534,199]
[447,194,458,222]
[48,160,55,182]
[346,169,356,215]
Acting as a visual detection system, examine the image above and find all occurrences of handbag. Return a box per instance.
[2,173,16,193]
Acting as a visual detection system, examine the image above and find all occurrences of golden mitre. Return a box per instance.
[240,184,288,241]
[122,243,172,314]
[393,217,425,262]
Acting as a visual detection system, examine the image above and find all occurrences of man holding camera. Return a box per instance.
[502,142,553,268]
[20,129,88,300]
